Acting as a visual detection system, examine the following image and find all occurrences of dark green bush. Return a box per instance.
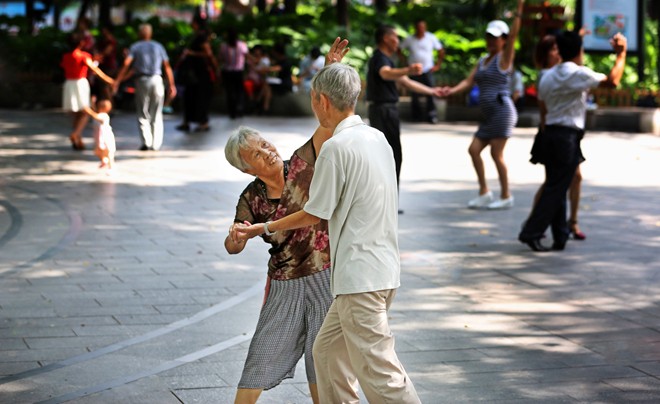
[1,0,656,93]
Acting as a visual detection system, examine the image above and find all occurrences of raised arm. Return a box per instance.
[85,58,114,85]
[599,33,627,88]
[499,0,525,72]
[325,37,350,66]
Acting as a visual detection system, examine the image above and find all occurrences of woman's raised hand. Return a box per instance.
[325,37,350,66]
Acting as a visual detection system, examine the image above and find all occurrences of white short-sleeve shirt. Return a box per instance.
[304,115,400,296]
[400,32,443,73]
[538,62,606,130]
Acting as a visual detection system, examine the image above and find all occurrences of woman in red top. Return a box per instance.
[61,32,114,150]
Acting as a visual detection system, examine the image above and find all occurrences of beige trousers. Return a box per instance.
[312,289,420,404]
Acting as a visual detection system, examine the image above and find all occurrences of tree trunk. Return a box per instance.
[483,0,497,21]
[337,0,348,27]
[53,3,60,31]
[99,0,112,27]
[257,0,267,13]
[284,0,297,14]
[76,0,92,27]
[25,0,35,33]
[375,0,388,14]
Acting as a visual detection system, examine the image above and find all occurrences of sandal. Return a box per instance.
[69,135,84,150]
[569,220,586,240]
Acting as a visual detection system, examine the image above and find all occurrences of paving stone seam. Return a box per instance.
[34,333,253,404]
[0,282,262,385]
[0,184,82,277]
[0,199,22,250]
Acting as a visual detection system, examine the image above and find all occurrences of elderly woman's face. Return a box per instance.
[239,135,283,176]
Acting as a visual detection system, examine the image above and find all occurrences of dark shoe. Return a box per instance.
[194,125,210,132]
[139,145,149,151]
[520,237,550,252]
[398,209,404,215]
[175,123,190,131]
[552,239,567,251]
[70,136,84,150]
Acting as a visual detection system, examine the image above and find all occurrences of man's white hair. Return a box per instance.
[310,63,362,112]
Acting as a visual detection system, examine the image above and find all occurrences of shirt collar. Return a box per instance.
[333,115,365,136]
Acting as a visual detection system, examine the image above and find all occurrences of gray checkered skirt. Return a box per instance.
[238,269,333,390]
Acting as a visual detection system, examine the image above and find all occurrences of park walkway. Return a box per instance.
[1,108,659,403]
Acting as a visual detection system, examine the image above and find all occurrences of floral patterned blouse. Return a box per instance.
[233,138,331,280]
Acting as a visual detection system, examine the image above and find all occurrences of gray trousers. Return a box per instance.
[134,75,165,150]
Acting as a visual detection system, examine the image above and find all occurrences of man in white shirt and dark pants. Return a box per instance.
[234,62,420,403]
[399,18,445,123]
[519,30,626,252]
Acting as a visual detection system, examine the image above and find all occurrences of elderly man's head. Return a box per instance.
[310,63,361,118]
[225,126,282,176]
[138,23,153,40]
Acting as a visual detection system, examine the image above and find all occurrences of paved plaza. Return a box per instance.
[1,108,660,403]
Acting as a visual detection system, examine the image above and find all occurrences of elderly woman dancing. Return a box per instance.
[225,125,333,404]
[225,38,347,404]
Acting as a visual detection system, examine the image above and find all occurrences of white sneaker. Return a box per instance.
[467,191,494,209]
[487,196,514,210]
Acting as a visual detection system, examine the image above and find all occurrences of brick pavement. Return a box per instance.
[1,108,660,403]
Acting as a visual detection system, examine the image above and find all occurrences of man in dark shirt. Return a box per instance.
[367,25,442,202]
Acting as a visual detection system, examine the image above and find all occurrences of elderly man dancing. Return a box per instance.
[235,61,420,403]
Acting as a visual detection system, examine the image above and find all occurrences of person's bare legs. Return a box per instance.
[309,382,320,404]
[568,165,584,237]
[69,111,88,148]
[468,137,489,195]
[234,388,262,404]
[489,137,510,199]
[261,84,272,112]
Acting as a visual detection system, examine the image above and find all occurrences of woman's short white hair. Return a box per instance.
[310,63,361,112]
[225,126,260,172]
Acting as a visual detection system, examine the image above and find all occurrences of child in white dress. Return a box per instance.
[84,100,116,173]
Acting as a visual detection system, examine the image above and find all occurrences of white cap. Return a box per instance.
[486,20,509,37]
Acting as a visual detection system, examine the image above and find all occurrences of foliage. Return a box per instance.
[0,0,657,95]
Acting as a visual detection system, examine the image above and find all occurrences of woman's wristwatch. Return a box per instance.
[264,221,276,236]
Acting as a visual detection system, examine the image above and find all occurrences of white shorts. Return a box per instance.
[62,79,90,112]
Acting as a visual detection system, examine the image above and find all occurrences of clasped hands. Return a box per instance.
[228,221,263,243]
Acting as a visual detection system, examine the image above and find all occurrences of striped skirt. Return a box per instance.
[238,269,332,390]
